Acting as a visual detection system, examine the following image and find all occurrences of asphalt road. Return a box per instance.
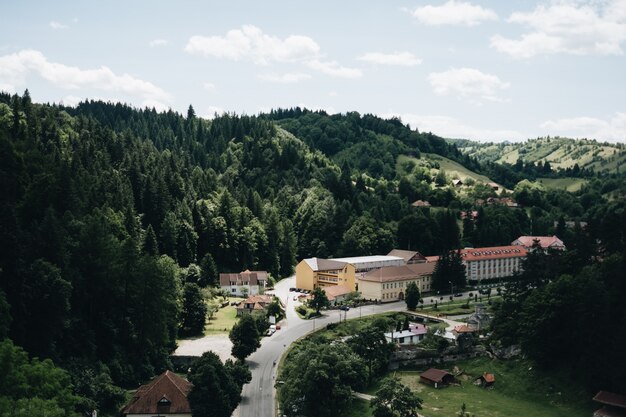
[235,277,476,417]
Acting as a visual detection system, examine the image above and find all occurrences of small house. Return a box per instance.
[121,370,192,417]
[411,200,431,208]
[452,179,463,187]
[384,323,427,345]
[474,372,495,387]
[323,285,352,306]
[419,368,455,388]
[236,294,274,316]
[593,391,626,417]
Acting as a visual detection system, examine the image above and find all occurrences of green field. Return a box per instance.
[203,298,243,334]
[537,177,588,192]
[359,357,594,417]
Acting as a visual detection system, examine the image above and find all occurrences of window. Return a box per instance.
[231,288,236,292]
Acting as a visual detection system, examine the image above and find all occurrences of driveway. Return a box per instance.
[173,334,233,362]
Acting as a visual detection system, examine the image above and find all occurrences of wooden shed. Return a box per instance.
[419,368,455,388]
[474,372,495,387]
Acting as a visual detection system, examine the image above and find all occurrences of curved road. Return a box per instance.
[236,277,475,417]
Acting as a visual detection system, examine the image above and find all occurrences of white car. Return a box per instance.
[266,328,275,336]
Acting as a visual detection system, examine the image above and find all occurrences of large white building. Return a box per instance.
[459,245,527,284]
[219,270,268,297]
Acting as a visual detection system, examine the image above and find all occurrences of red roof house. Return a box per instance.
[121,370,192,416]
[593,391,626,417]
[512,235,565,250]
[419,368,455,388]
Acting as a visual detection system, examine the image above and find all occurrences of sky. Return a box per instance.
[1,0,626,142]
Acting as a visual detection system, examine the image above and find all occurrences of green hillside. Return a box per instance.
[457,137,626,174]
[537,177,588,192]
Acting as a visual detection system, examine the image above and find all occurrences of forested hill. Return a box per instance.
[263,108,476,180]
[1,91,626,415]
[453,137,626,175]
[0,92,475,404]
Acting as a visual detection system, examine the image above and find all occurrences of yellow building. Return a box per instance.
[357,262,435,302]
[295,258,356,291]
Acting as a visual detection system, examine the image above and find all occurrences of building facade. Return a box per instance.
[460,245,527,284]
[357,262,435,302]
[295,258,357,291]
[219,270,268,297]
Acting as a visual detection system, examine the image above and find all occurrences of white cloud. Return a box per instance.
[428,67,510,103]
[149,39,169,47]
[61,95,82,106]
[541,113,626,141]
[491,1,626,58]
[385,113,527,141]
[204,106,225,119]
[141,99,170,112]
[412,1,498,26]
[0,49,170,104]
[328,91,338,97]
[357,51,422,66]
[185,25,320,65]
[306,59,363,78]
[202,82,216,91]
[49,21,68,30]
[0,83,15,93]
[257,73,311,83]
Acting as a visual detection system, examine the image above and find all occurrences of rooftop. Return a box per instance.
[359,262,435,283]
[420,368,453,383]
[303,257,348,271]
[512,235,565,249]
[121,370,192,415]
[332,255,404,264]
[460,245,527,262]
[594,391,626,409]
[322,285,352,300]
[387,249,426,263]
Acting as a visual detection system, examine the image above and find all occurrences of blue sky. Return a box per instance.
[1,0,625,142]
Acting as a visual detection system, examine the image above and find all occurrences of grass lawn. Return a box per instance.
[364,357,595,417]
[203,298,243,334]
[538,177,588,192]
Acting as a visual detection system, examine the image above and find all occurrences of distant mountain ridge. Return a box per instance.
[451,137,626,174]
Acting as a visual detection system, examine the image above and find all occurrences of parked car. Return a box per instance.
[339,306,350,311]
[454,293,463,297]
[293,296,298,301]
[266,328,275,336]
[289,287,296,292]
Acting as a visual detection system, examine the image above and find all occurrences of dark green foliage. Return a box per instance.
[199,252,218,287]
[348,325,395,384]
[0,289,11,340]
[492,249,626,392]
[0,339,84,417]
[310,287,330,313]
[229,314,260,360]
[278,341,367,417]
[371,377,422,417]
[432,250,466,293]
[405,282,420,310]
[180,283,207,336]
[188,351,246,417]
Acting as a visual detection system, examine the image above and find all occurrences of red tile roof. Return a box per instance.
[322,285,352,301]
[420,368,453,383]
[483,373,495,383]
[121,370,192,415]
[453,325,476,333]
[512,235,565,249]
[594,391,626,409]
[459,245,527,262]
